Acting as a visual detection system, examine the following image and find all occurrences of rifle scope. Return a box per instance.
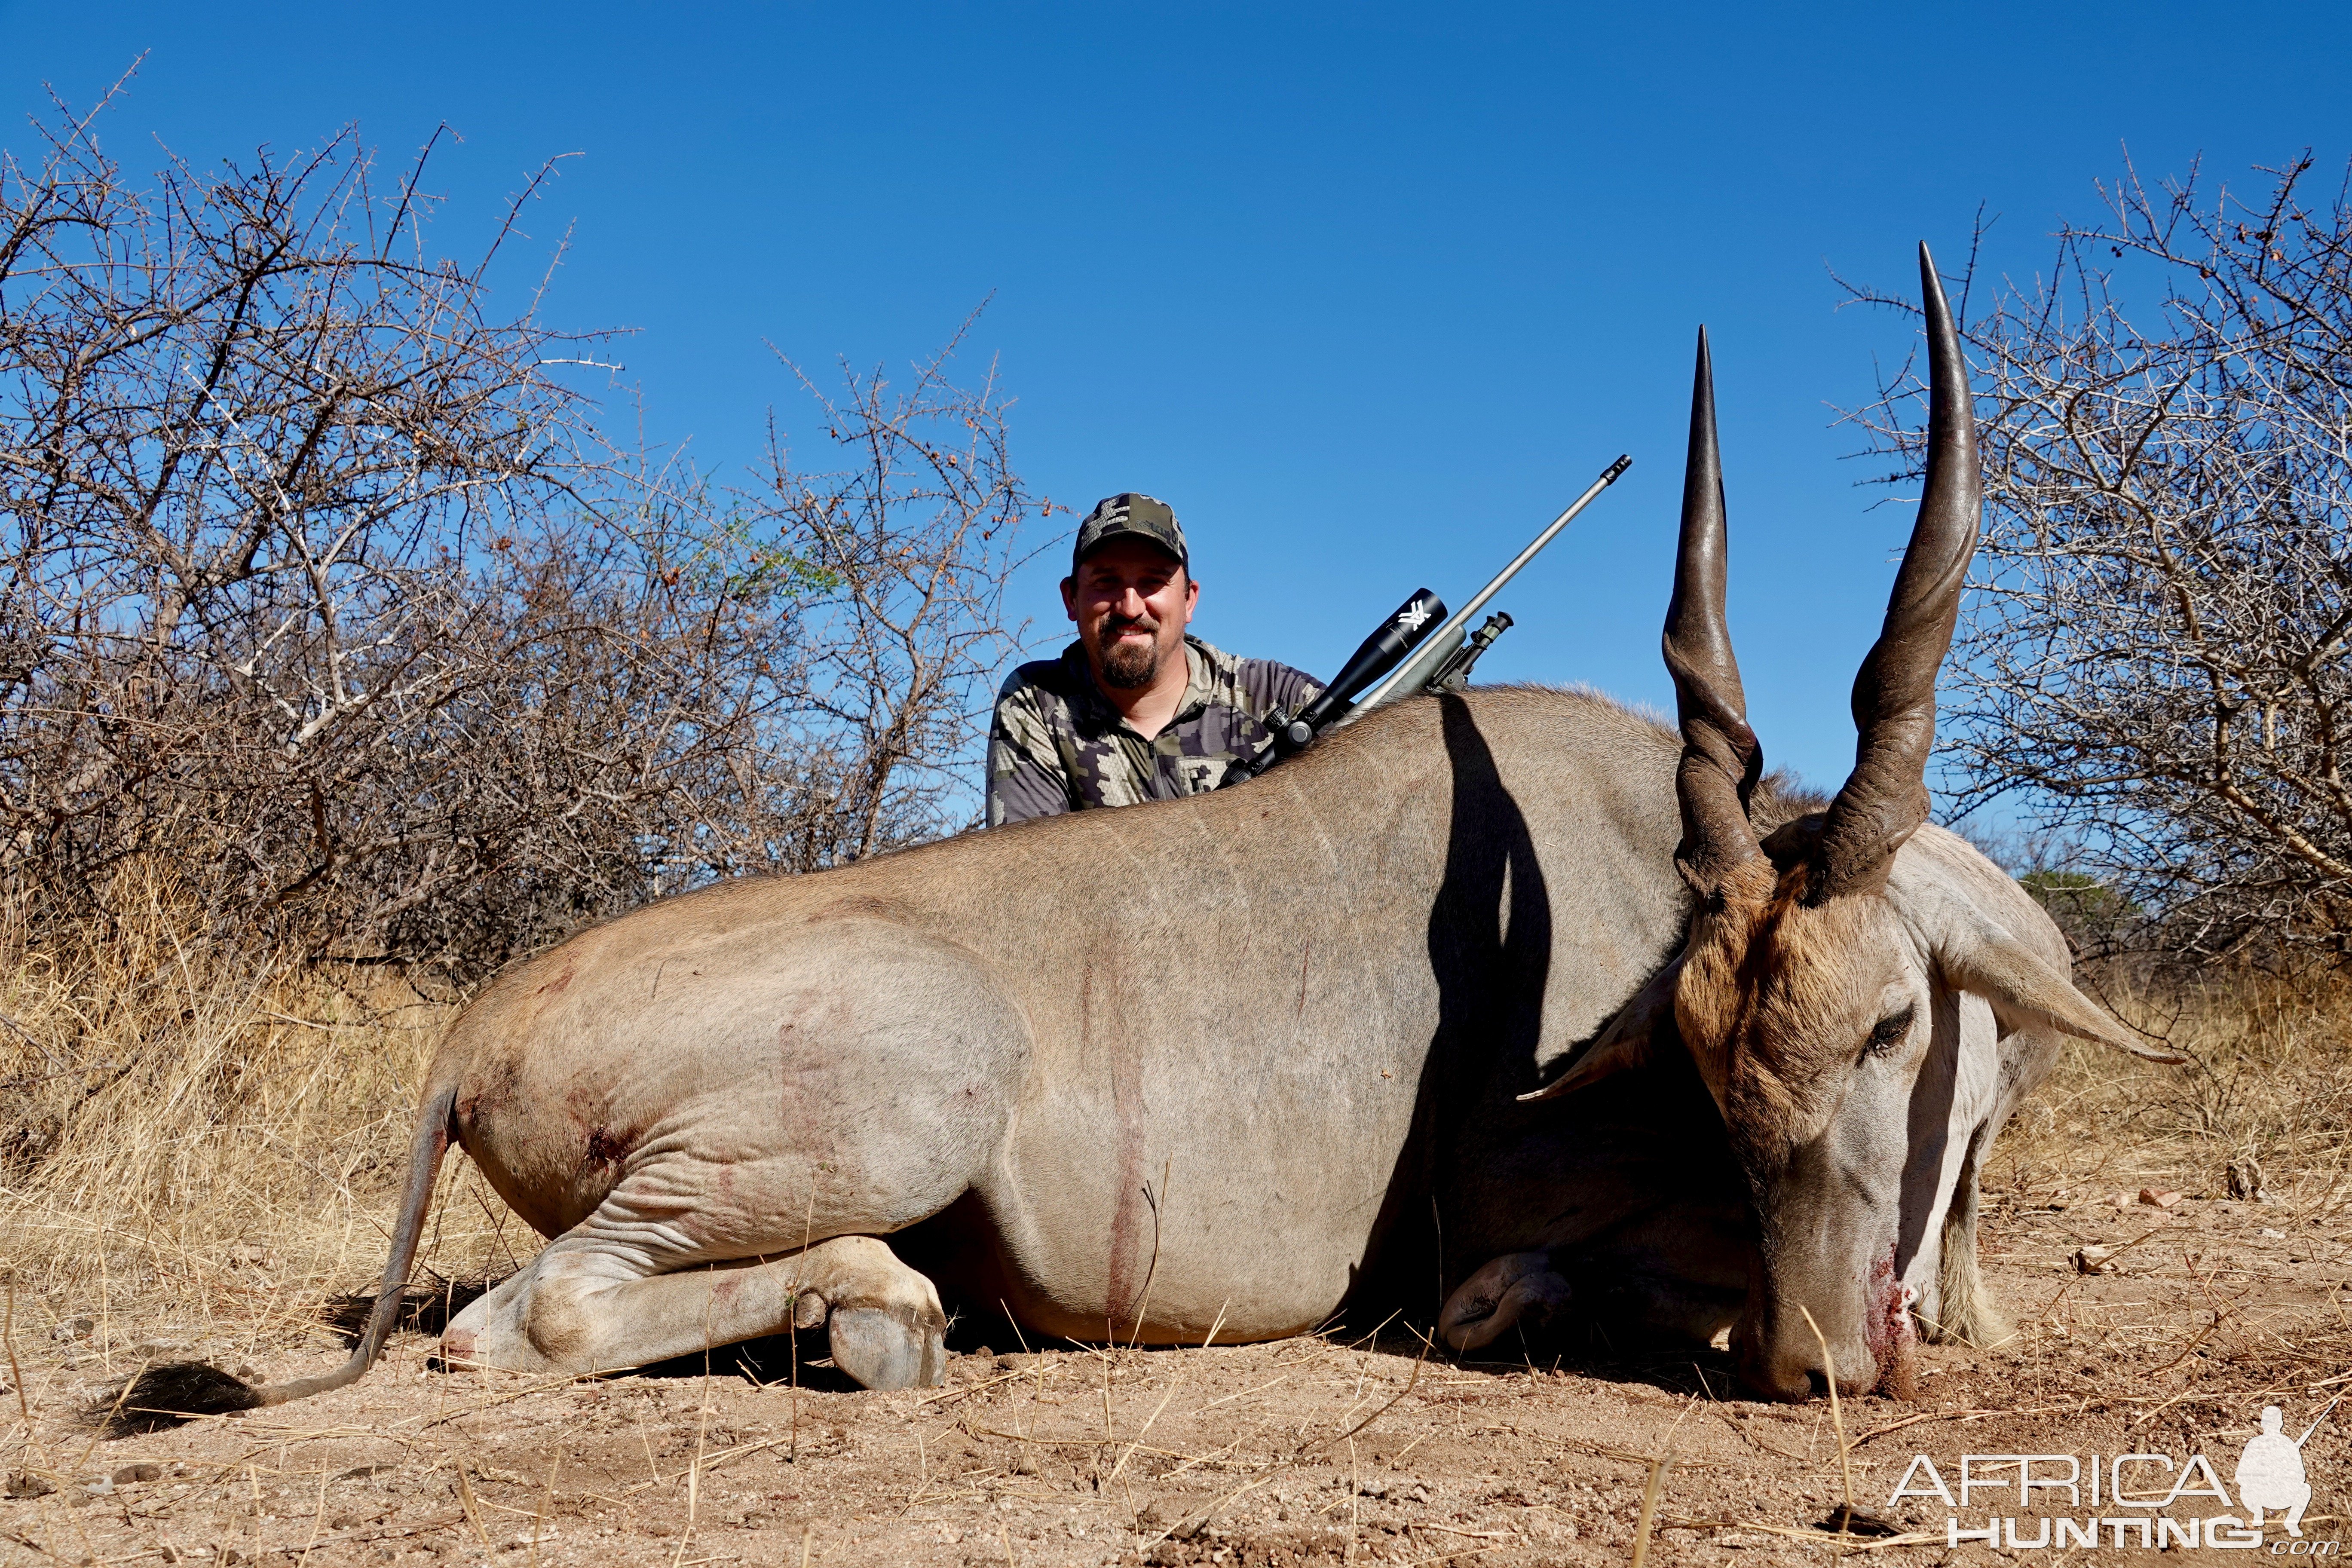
[1222,450,1632,789]
[1278,587,1449,744]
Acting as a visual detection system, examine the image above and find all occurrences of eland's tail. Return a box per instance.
[97,1081,460,1433]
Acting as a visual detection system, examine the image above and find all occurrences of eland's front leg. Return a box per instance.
[444,1231,947,1390]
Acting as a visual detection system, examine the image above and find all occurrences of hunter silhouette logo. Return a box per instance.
[2239,1398,2339,1537]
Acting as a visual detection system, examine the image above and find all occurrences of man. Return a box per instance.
[986,493,1323,826]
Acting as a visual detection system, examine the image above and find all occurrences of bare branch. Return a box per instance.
[1844,152,2352,961]
[0,96,1042,982]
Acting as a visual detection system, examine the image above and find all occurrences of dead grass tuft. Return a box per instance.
[0,875,510,1366]
[1997,965,2352,1216]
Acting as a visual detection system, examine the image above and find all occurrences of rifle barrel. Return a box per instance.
[1348,453,1631,716]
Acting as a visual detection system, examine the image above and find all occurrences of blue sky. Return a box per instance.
[7,3,2348,799]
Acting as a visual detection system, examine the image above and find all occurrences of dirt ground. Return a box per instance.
[6,1159,2351,1568]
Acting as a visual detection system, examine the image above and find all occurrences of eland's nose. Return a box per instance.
[1734,1327,1876,1403]
[1734,1339,1817,1402]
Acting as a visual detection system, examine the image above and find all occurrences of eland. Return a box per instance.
[119,245,2166,1428]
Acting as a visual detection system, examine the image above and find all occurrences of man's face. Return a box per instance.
[1062,538,1197,691]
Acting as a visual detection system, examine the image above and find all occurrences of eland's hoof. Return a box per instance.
[827,1305,946,1390]
[1440,1251,1573,1354]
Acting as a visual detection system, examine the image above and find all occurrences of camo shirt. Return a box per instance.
[986,636,1323,826]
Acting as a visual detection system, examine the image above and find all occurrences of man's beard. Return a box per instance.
[1096,617,1165,689]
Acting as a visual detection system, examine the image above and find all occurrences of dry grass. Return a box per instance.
[1963,968,2352,1424]
[1995,965,2352,1218]
[0,877,508,1369]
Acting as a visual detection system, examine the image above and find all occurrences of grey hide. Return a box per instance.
[419,688,2054,1387]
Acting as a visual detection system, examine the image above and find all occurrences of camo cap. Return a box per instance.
[1071,493,1188,574]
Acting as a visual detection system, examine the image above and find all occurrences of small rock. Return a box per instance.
[2263,1227,2288,1240]
[5,1472,56,1500]
[50,1316,95,1343]
[2073,1246,2117,1275]
[112,1464,162,1486]
[1817,1504,1903,1538]
[2139,1188,2184,1209]
[645,1521,676,1537]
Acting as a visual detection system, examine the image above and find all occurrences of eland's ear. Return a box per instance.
[1521,956,1685,1102]
[1942,919,2185,1065]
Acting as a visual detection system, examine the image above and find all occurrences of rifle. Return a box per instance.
[1223,452,1632,785]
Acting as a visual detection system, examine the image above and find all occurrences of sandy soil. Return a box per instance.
[6,1179,2350,1568]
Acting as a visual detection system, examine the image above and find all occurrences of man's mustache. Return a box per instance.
[1094,611,1166,690]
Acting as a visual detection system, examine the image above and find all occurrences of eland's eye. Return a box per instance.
[1863,1005,1917,1058]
